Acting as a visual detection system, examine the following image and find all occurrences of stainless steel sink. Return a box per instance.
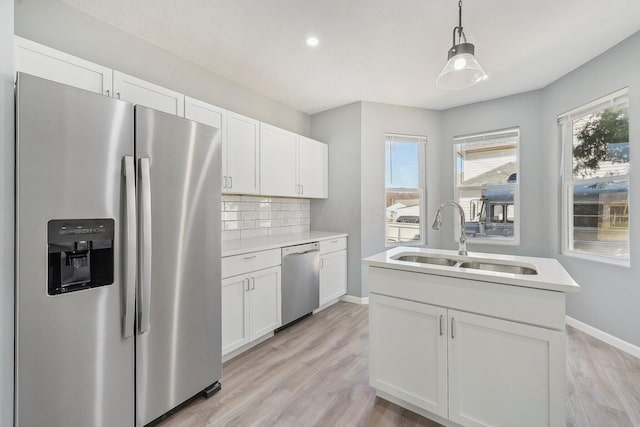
[458,261,537,275]
[393,255,458,266]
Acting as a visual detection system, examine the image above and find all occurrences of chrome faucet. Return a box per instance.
[432,201,468,256]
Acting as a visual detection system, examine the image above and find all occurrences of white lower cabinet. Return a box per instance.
[369,295,447,417]
[221,265,281,356]
[319,249,347,306]
[370,293,565,427]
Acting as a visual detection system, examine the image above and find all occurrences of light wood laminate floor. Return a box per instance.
[158,301,640,427]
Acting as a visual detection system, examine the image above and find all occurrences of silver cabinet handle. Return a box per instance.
[439,315,443,336]
[331,240,339,243]
[122,156,136,338]
[243,255,256,260]
[451,317,456,339]
[251,277,256,290]
[244,278,250,292]
[229,176,233,189]
[320,259,324,268]
[138,157,152,334]
[222,176,227,189]
[301,184,304,195]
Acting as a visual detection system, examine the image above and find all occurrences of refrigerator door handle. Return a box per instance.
[123,156,137,338]
[138,157,153,334]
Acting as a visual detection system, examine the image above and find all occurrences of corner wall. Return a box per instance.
[360,102,442,295]
[310,102,363,297]
[14,0,310,136]
[542,32,640,346]
[438,32,640,347]
[1,0,14,424]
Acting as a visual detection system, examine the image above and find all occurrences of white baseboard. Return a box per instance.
[566,316,640,359]
[340,295,369,305]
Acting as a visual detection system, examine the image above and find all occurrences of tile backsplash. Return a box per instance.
[221,195,310,240]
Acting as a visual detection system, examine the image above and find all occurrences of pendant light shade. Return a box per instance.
[436,1,487,89]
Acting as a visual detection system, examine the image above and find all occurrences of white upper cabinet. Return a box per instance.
[15,36,112,96]
[113,71,184,116]
[298,136,328,199]
[260,123,298,197]
[184,97,227,190]
[226,112,260,194]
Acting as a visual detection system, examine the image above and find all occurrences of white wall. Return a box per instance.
[14,0,310,136]
[310,102,362,297]
[439,91,545,257]
[542,32,640,347]
[0,0,14,424]
[360,102,442,295]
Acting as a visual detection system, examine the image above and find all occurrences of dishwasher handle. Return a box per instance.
[281,242,320,257]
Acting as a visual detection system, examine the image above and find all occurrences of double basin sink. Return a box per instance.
[393,254,538,275]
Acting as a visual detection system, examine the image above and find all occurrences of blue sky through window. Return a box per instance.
[385,142,419,188]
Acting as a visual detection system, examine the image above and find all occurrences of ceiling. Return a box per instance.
[62,0,640,115]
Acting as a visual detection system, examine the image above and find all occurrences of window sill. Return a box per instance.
[561,250,630,268]
[386,240,425,249]
[464,236,520,246]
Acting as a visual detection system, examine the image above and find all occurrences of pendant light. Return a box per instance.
[436,0,487,89]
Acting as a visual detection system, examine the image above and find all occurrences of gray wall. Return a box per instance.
[437,32,640,346]
[360,102,442,295]
[310,101,442,298]
[14,0,310,136]
[542,32,640,346]
[310,102,363,297]
[1,0,14,425]
[439,91,546,257]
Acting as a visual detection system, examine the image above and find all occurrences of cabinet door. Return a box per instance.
[15,36,112,95]
[448,310,565,427]
[113,71,184,116]
[249,266,281,339]
[221,274,250,355]
[369,294,448,417]
[299,136,328,198]
[184,97,227,189]
[260,123,297,197]
[319,250,347,306]
[226,111,260,194]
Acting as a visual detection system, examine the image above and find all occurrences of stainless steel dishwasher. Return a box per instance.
[281,242,320,326]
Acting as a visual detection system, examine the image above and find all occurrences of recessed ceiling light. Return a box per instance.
[305,36,319,47]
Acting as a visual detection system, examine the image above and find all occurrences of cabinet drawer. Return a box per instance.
[222,248,281,278]
[320,237,347,254]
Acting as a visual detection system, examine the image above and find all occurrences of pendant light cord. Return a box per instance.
[452,0,467,48]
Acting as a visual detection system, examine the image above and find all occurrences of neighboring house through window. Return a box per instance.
[559,88,630,265]
[385,134,427,245]
[454,128,520,244]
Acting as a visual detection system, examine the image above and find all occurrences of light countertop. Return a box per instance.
[363,246,580,293]
[222,231,348,257]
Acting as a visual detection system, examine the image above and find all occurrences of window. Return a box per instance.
[559,89,629,264]
[385,134,427,245]
[454,128,520,244]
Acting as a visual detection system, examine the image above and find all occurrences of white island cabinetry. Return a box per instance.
[365,247,579,427]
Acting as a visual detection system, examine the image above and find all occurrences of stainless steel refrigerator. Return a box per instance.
[15,73,222,427]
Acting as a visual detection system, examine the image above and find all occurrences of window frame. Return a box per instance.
[453,127,521,246]
[384,133,428,247]
[559,88,630,266]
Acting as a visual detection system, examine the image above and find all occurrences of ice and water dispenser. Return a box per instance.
[47,219,115,295]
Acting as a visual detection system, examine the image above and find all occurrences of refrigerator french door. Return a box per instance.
[15,73,222,427]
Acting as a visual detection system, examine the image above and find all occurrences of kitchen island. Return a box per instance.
[363,246,579,427]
